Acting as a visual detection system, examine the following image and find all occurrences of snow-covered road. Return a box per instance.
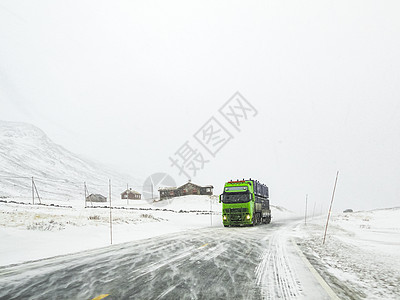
[0,219,335,300]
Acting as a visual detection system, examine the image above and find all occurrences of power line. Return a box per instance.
[0,175,31,179]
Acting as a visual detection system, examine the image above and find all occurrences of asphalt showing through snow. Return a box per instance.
[0,220,335,299]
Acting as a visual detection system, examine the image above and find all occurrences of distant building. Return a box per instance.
[86,194,107,203]
[121,188,141,200]
[159,180,213,200]
[158,187,178,200]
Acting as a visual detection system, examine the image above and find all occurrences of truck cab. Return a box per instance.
[220,179,271,227]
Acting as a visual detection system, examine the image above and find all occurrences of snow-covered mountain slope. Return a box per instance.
[0,120,141,201]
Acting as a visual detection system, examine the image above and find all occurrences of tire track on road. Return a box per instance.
[255,230,302,299]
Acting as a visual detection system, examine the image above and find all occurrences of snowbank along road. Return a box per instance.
[0,218,336,300]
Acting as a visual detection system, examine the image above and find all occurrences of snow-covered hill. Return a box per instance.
[0,120,141,202]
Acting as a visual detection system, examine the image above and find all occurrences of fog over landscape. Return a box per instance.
[1,1,399,212]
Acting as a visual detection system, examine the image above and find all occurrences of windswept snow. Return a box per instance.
[0,196,217,266]
[295,208,400,300]
[0,196,295,267]
[1,187,399,299]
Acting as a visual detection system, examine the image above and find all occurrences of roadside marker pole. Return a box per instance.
[210,197,213,227]
[305,194,308,225]
[126,183,129,206]
[109,179,112,245]
[312,201,316,220]
[323,171,339,245]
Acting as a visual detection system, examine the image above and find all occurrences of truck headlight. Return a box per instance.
[223,215,227,220]
[246,214,251,220]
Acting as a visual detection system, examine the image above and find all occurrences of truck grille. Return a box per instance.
[231,215,243,221]
[224,208,247,213]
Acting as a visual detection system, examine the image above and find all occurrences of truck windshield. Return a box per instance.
[222,192,250,204]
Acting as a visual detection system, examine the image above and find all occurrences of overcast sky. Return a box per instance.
[1,0,399,213]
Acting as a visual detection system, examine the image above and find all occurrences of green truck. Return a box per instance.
[219,179,271,227]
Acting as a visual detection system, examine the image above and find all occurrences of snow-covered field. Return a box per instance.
[2,195,399,299]
[295,207,400,299]
[0,195,295,267]
[0,195,214,266]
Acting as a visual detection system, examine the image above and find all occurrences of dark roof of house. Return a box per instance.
[159,182,213,191]
[158,186,177,191]
[178,182,201,189]
[121,189,140,195]
[87,193,106,198]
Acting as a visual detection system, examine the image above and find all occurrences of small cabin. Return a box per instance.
[158,187,177,200]
[86,193,107,203]
[159,180,213,200]
[121,188,141,200]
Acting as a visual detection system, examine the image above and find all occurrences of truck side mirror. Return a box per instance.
[219,195,223,203]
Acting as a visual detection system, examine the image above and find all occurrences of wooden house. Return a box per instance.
[86,193,107,202]
[121,188,141,200]
[159,180,213,200]
[158,186,178,200]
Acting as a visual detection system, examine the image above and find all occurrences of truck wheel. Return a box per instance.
[256,213,261,225]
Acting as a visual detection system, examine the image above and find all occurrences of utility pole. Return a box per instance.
[323,171,339,245]
[32,177,34,205]
[305,194,308,225]
[84,182,91,207]
[31,177,41,204]
[109,179,112,245]
[84,182,87,208]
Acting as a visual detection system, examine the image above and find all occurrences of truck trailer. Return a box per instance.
[219,179,271,227]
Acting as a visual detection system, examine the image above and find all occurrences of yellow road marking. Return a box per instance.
[200,243,209,248]
[92,294,110,300]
